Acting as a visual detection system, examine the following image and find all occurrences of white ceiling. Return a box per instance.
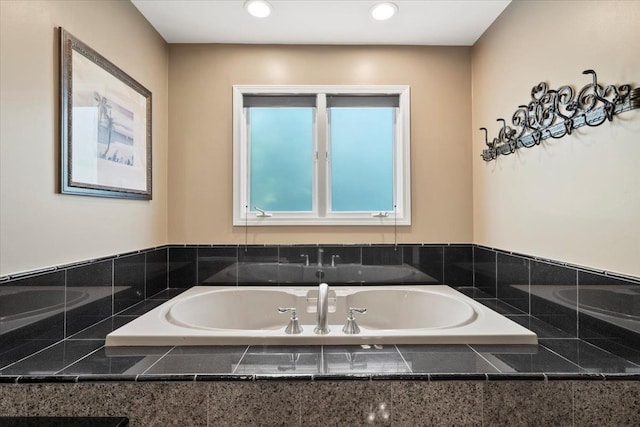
[131,0,511,46]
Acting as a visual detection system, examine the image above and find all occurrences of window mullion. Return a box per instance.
[316,94,328,218]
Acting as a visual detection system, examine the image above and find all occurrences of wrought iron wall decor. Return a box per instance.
[480,70,639,162]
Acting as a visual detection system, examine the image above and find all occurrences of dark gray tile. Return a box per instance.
[1,340,103,375]
[321,245,363,266]
[168,247,198,288]
[323,345,409,374]
[68,316,133,340]
[234,346,320,375]
[237,247,279,284]
[472,344,582,373]
[530,261,578,337]
[443,245,473,287]
[362,245,402,266]
[59,346,170,375]
[238,246,279,263]
[478,299,528,315]
[412,245,444,284]
[506,315,574,339]
[0,271,66,368]
[497,253,529,313]
[197,246,237,284]
[114,253,145,313]
[474,246,496,296]
[117,299,165,316]
[1,270,65,288]
[582,337,640,366]
[65,260,113,336]
[147,288,187,300]
[144,346,247,375]
[278,245,319,265]
[0,339,59,372]
[457,286,494,299]
[393,381,481,426]
[540,339,640,374]
[0,272,66,337]
[145,248,167,297]
[397,344,499,373]
[577,271,640,352]
[483,381,573,426]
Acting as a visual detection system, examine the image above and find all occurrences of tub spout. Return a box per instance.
[314,282,330,335]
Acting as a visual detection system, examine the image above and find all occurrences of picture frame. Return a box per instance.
[60,27,152,200]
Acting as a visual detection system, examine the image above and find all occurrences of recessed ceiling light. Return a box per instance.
[244,0,272,18]
[370,2,398,21]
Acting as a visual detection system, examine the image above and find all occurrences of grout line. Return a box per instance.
[493,250,497,298]
[471,245,475,287]
[575,269,580,339]
[527,258,531,316]
[54,344,104,374]
[144,252,148,299]
[467,344,502,373]
[231,345,251,374]
[441,246,445,284]
[63,269,68,339]
[394,344,412,373]
[140,345,176,375]
[196,247,200,285]
[166,247,170,290]
[111,259,115,317]
[0,340,63,372]
[538,342,584,371]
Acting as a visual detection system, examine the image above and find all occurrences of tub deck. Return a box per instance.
[105,285,537,346]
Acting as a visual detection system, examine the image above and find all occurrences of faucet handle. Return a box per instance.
[331,254,341,267]
[299,254,309,266]
[278,307,303,334]
[278,307,298,316]
[342,307,367,334]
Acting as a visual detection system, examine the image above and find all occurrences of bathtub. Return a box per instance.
[106,285,537,346]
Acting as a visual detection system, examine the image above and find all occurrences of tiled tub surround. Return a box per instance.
[1,244,639,425]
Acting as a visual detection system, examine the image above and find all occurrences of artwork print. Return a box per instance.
[60,28,152,199]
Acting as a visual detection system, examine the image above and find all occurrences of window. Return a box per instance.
[233,85,410,226]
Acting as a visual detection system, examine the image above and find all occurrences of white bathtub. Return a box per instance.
[106,285,537,346]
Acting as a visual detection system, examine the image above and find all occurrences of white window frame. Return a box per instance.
[232,85,411,226]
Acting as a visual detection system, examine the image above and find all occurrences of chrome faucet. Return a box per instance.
[314,282,330,334]
[317,248,324,267]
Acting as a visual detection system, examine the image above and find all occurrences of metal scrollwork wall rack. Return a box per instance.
[480,70,639,162]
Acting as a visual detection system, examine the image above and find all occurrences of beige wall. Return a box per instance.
[472,1,640,276]
[0,0,169,276]
[168,44,473,245]
[5,0,635,278]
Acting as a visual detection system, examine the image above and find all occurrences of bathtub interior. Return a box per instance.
[106,285,538,346]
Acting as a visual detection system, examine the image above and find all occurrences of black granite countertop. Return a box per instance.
[2,289,639,383]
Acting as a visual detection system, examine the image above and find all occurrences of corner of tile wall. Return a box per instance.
[471,244,640,357]
[0,247,168,369]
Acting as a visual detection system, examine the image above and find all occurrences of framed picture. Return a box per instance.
[60,27,152,199]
